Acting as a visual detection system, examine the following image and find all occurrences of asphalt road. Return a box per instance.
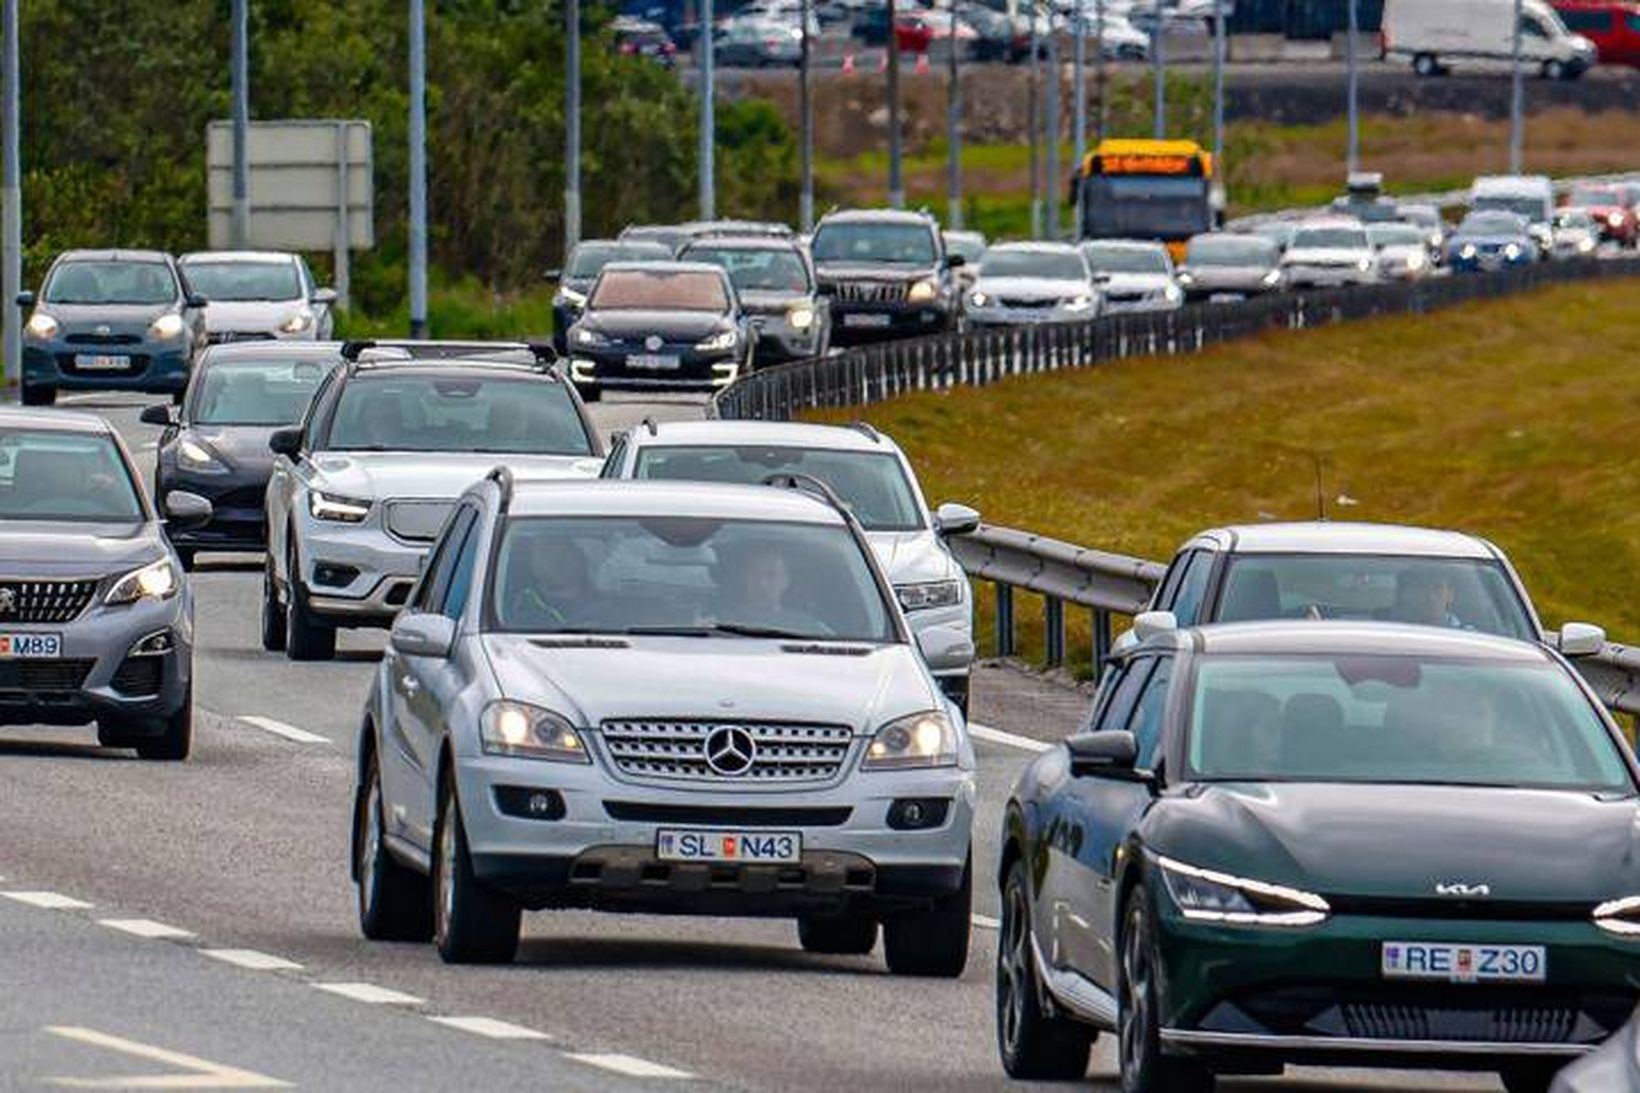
[0,389,1505,1091]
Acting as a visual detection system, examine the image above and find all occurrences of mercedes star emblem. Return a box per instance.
[704,726,756,777]
[644,334,664,352]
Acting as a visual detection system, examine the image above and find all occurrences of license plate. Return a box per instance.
[0,633,61,658]
[843,313,891,328]
[74,354,129,371]
[1382,941,1545,984]
[655,829,801,864]
[626,353,680,371]
[1208,293,1246,304]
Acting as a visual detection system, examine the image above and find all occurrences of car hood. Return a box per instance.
[864,529,958,585]
[814,263,934,284]
[1451,233,1529,248]
[309,451,602,500]
[971,275,1087,300]
[1179,265,1272,287]
[481,635,937,734]
[580,310,732,341]
[1149,782,1640,903]
[1284,247,1371,266]
[738,289,812,315]
[201,300,306,334]
[40,302,174,334]
[0,520,164,576]
[1098,273,1172,294]
[184,425,284,475]
[1377,245,1426,263]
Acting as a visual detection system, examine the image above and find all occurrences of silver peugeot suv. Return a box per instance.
[352,473,975,976]
[604,419,979,714]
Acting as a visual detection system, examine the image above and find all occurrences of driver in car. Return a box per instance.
[710,539,829,635]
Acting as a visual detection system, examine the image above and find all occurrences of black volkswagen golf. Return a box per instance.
[998,619,1640,1093]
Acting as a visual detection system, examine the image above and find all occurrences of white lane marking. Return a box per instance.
[56,393,118,406]
[97,918,196,940]
[970,913,1001,930]
[313,982,424,1006]
[566,1053,694,1080]
[238,716,330,745]
[429,1015,551,1041]
[200,949,303,972]
[968,722,1051,753]
[44,1025,289,1089]
[3,890,93,910]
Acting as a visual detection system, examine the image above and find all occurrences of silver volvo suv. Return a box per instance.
[351,474,976,975]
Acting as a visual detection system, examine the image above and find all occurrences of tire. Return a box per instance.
[1543,59,1566,81]
[135,693,193,762]
[284,545,336,661]
[1118,887,1213,1093]
[433,768,521,964]
[996,858,1094,1079]
[797,913,878,955]
[355,749,434,942]
[883,854,971,977]
[260,557,287,652]
[21,384,55,407]
[96,719,142,750]
[1499,1063,1558,1093]
[1412,52,1439,77]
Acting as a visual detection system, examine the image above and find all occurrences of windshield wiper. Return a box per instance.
[619,623,819,640]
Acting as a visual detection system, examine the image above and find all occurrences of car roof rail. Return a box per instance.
[525,340,559,371]
[761,471,850,517]
[845,420,880,443]
[486,465,515,513]
[340,339,376,361]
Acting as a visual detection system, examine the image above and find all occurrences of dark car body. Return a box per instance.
[997,621,1640,1091]
[148,342,345,563]
[678,235,831,363]
[1447,211,1539,273]
[810,209,964,345]
[19,249,208,406]
[550,239,674,354]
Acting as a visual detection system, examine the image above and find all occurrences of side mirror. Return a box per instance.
[543,267,563,282]
[163,490,213,531]
[1066,731,1140,777]
[14,290,33,308]
[944,253,967,269]
[310,287,339,307]
[914,625,975,667]
[1131,610,1178,643]
[1093,271,1113,283]
[186,293,209,310]
[268,427,304,458]
[1558,622,1606,658]
[140,404,178,427]
[933,501,980,537]
[391,612,456,659]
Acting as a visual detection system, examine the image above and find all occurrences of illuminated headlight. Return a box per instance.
[278,308,315,335]
[480,701,589,763]
[149,313,186,341]
[573,327,607,347]
[1355,257,1373,272]
[1504,243,1522,260]
[104,558,179,606]
[896,579,963,612]
[1176,272,1195,286]
[1404,251,1426,271]
[1609,212,1625,227]
[1163,283,1183,301]
[308,489,371,522]
[1428,231,1442,248]
[1460,244,1478,259]
[787,305,815,330]
[1593,895,1640,936]
[907,278,939,303]
[1156,855,1329,927]
[1062,295,1096,312]
[177,436,228,473]
[1261,269,1281,286]
[695,329,739,352]
[969,291,990,307]
[557,286,588,307]
[24,312,58,340]
[1579,237,1597,253]
[863,710,957,771]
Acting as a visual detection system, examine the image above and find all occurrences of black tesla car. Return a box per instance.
[144,342,343,567]
[998,619,1640,1093]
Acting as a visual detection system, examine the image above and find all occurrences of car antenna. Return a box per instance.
[642,416,659,436]
[1312,452,1328,521]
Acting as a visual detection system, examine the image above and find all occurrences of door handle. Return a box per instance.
[400,675,420,694]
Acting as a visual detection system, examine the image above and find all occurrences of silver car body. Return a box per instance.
[178,251,335,343]
[1078,239,1184,313]
[966,242,1100,327]
[603,419,977,709]
[1281,217,1381,289]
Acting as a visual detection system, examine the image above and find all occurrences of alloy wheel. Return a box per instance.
[435,801,457,948]
[998,880,1030,1055]
[1119,904,1152,1089]
[359,778,382,911]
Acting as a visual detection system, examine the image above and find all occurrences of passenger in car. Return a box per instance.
[503,536,601,630]
[1385,569,1464,629]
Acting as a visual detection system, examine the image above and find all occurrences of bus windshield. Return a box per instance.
[1081,175,1211,240]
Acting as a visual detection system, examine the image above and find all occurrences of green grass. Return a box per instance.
[334,277,558,341]
[809,279,1640,668]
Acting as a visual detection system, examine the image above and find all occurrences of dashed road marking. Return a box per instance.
[97,918,195,940]
[238,716,330,745]
[429,1015,551,1041]
[566,1053,694,1080]
[3,890,93,910]
[970,913,1001,930]
[313,982,424,1006]
[201,949,303,972]
[44,1025,289,1089]
[969,722,1052,753]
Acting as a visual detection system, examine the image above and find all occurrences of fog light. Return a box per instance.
[493,785,566,821]
[887,797,951,831]
[313,563,359,588]
[128,630,174,656]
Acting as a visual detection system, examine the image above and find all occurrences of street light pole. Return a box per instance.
[2,0,18,386]
[1073,7,1086,177]
[887,0,904,209]
[408,0,428,338]
[946,0,962,229]
[701,0,716,219]
[1212,0,1225,170]
[1046,29,1060,239]
[1095,0,1107,141]
[1510,0,1524,173]
[1346,0,1359,174]
[800,0,814,231]
[1151,9,1165,138]
[231,0,249,248]
[565,0,582,252]
[1028,9,1041,237]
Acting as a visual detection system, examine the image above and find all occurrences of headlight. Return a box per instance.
[1593,895,1640,936]
[1504,243,1522,260]
[787,305,815,330]
[1062,295,1096,312]
[1163,283,1183,301]
[1356,257,1373,272]
[308,489,371,522]
[24,312,58,340]
[149,313,186,341]
[1579,237,1597,253]
[480,701,589,763]
[1176,272,1195,286]
[896,580,963,612]
[1156,855,1329,927]
[1609,212,1624,227]
[104,558,179,606]
[1261,269,1281,286]
[969,291,990,307]
[1428,231,1442,248]
[862,710,958,771]
[279,308,315,335]
[573,327,607,347]
[176,436,228,474]
[1404,251,1426,271]
[907,278,938,303]
[695,329,739,352]
[1460,243,1478,259]
[558,286,587,307]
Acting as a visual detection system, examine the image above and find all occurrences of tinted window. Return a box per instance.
[1168,551,1215,625]
[1366,224,1425,247]
[1089,659,1151,734]
[1186,235,1278,266]
[1081,244,1171,274]
[1460,211,1528,234]
[565,242,671,279]
[978,249,1088,280]
[181,261,301,302]
[635,445,922,531]
[0,429,144,522]
[1472,195,1547,223]
[44,261,176,305]
[327,375,593,455]
[600,437,628,479]
[1560,8,1612,32]
[682,246,812,292]
[1124,658,1173,768]
[414,508,475,613]
[1629,12,1640,32]
[1292,227,1371,250]
[590,269,730,312]
[442,512,482,620]
[810,222,937,265]
[190,357,338,426]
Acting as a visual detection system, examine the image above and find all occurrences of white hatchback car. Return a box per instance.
[179,251,337,343]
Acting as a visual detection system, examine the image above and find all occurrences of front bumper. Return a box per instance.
[158,466,271,552]
[828,304,954,345]
[295,511,427,628]
[966,304,1096,327]
[567,345,742,393]
[749,316,825,364]
[23,340,192,394]
[1450,252,1533,274]
[1283,266,1376,288]
[1102,293,1183,314]
[458,753,975,916]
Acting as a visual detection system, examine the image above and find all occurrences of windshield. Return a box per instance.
[490,516,897,642]
[44,261,176,306]
[1215,555,1537,640]
[682,246,812,292]
[1460,212,1526,235]
[634,445,923,531]
[0,429,143,522]
[1292,227,1370,250]
[1398,206,1439,228]
[1568,187,1622,208]
[1082,176,1211,238]
[1473,195,1548,223]
[1186,655,1630,791]
[327,375,592,455]
[181,261,301,302]
[190,357,337,426]
[1186,235,1277,266]
[1366,224,1426,247]
[978,249,1088,281]
[811,222,937,265]
[590,269,730,312]
[1081,244,1170,274]
[566,242,671,280]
